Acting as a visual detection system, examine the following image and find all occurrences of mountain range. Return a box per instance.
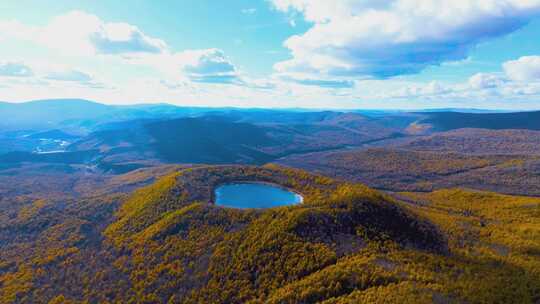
[0,99,539,303]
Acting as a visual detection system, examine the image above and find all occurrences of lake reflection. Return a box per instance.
[215,183,302,209]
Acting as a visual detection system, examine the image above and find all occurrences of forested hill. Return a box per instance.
[67,117,276,165]
[420,110,540,131]
[0,165,538,303]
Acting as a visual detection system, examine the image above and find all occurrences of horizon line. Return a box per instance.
[1,98,536,113]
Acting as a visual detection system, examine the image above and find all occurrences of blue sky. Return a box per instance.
[2,0,540,109]
[2,1,304,75]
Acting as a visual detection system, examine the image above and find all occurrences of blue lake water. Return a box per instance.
[215,183,303,209]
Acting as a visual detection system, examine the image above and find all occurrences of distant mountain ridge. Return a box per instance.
[3,99,540,170]
[0,99,220,131]
[9,112,400,169]
[3,99,536,132]
[0,99,112,130]
[399,128,540,155]
[68,117,276,165]
[414,108,511,113]
[420,111,540,131]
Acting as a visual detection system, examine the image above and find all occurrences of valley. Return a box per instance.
[0,165,538,303]
[5,2,540,302]
[0,100,539,303]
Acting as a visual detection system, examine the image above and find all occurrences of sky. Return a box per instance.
[2,0,540,109]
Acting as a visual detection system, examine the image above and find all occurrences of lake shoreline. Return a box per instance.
[212,181,304,208]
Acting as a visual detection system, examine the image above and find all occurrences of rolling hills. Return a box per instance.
[419,111,540,131]
[279,147,540,196]
[4,100,540,196]
[1,100,540,303]
[0,99,412,166]
[0,165,538,303]
[32,113,401,168]
[398,128,540,155]
[0,99,219,131]
[67,117,276,165]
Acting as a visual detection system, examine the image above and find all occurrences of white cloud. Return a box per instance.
[89,23,166,55]
[45,69,93,82]
[271,0,540,79]
[0,11,167,56]
[279,75,354,88]
[0,62,33,77]
[0,59,111,91]
[423,81,451,96]
[3,9,540,109]
[469,73,507,89]
[384,81,458,99]
[132,48,250,85]
[373,54,540,105]
[503,56,540,81]
[0,20,36,42]
[171,49,240,84]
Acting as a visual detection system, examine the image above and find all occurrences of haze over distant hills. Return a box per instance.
[0,99,226,131]
[418,111,540,131]
[5,0,540,301]
[1,98,540,303]
[1,99,534,130]
[1,99,540,166]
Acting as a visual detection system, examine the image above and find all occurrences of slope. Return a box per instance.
[0,166,537,303]
[420,111,540,131]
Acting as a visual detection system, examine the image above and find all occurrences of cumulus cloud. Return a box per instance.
[386,81,456,99]
[469,73,507,89]
[0,11,167,56]
[43,67,111,89]
[0,62,33,77]
[271,0,540,79]
[0,59,112,91]
[175,49,241,84]
[283,76,354,88]
[503,56,540,81]
[45,69,93,82]
[376,54,540,103]
[89,24,165,54]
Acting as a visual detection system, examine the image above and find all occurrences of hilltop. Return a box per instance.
[0,165,538,303]
[398,128,540,155]
[418,111,540,131]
